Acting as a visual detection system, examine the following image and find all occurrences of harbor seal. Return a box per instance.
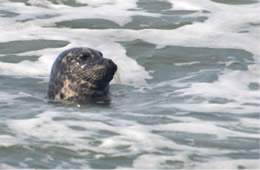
[47,47,117,103]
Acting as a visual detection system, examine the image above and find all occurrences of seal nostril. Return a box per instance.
[106,59,117,72]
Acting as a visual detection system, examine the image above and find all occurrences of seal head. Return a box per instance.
[47,47,117,103]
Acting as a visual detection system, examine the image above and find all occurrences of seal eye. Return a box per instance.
[79,54,90,60]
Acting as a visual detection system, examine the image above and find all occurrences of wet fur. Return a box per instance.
[47,48,117,103]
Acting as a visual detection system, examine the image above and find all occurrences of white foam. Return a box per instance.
[0,135,20,147]
[138,0,260,57]
[0,0,157,26]
[4,107,259,168]
[162,102,259,114]
[76,0,138,10]
[173,61,201,66]
[161,65,260,114]
[0,91,32,105]
[0,164,15,169]
[0,28,151,85]
[0,0,156,85]
[196,158,260,169]
[133,152,260,169]
[168,0,202,11]
[133,154,190,169]
[154,122,259,139]
[7,109,255,159]
[239,117,260,129]
[133,154,260,169]
[7,111,96,146]
[6,110,219,156]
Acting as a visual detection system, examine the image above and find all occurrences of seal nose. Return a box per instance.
[105,59,117,73]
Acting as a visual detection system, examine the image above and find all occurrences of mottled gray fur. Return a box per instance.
[47,47,117,103]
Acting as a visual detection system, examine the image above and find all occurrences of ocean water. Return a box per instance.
[0,0,259,169]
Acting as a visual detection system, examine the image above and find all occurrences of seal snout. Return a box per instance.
[105,58,117,74]
[99,58,117,86]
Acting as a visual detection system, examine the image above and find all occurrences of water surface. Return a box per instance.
[0,0,259,169]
